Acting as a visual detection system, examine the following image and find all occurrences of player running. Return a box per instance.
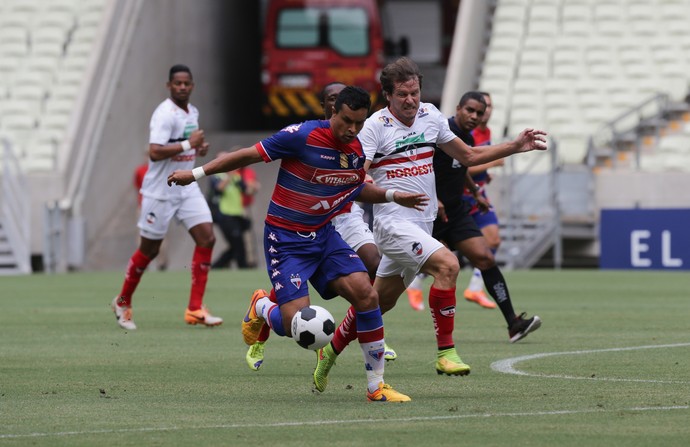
[312,58,547,393]
[168,86,428,402]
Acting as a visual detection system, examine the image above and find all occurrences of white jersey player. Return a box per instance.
[315,57,547,381]
[112,64,223,330]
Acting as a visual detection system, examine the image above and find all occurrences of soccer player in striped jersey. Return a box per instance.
[244,82,397,372]
[312,58,547,387]
[168,86,428,402]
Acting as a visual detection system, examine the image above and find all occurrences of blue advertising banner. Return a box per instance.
[600,209,690,270]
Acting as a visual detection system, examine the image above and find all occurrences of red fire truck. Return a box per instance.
[261,0,386,124]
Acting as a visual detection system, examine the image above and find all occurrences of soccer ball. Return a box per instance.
[291,305,336,350]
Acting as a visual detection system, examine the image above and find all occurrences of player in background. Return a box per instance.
[112,64,222,330]
[462,91,505,308]
[405,90,502,310]
[168,86,428,402]
[244,82,397,372]
[433,91,541,342]
[312,58,547,392]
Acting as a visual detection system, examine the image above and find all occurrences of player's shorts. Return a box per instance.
[471,208,499,229]
[332,203,375,251]
[138,192,212,240]
[373,215,445,288]
[432,202,483,248]
[263,222,367,306]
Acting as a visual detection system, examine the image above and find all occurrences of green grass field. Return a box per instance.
[1,269,688,446]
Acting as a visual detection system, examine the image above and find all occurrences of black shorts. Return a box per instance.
[432,202,483,248]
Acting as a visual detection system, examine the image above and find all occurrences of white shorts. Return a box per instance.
[332,203,375,251]
[373,215,444,287]
[138,191,212,240]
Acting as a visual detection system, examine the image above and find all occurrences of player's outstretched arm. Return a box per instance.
[439,128,547,167]
[167,146,263,186]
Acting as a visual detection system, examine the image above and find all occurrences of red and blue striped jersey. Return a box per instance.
[256,120,366,232]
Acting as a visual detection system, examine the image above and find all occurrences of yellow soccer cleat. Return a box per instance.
[246,340,266,371]
[313,343,337,393]
[366,382,411,402]
[242,289,268,345]
[435,347,471,376]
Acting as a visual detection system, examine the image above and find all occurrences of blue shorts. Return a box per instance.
[263,222,367,306]
[472,209,499,229]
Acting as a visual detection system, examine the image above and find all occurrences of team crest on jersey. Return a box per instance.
[411,241,423,256]
[418,107,430,118]
[290,274,302,289]
[379,116,394,127]
[145,212,157,225]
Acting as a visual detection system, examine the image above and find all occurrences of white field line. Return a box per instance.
[491,342,690,384]
[1,405,688,440]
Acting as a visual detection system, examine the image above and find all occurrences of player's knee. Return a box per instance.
[197,233,216,248]
[486,235,501,250]
[472,250,496,270]
[431,252,460,283]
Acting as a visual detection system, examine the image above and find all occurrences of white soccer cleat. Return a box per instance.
[111,296,137,330]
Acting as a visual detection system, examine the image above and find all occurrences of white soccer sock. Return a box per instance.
[255,297,274,320]
[359,340,385,393]
[467,268,484,292]
[409,273,428,291]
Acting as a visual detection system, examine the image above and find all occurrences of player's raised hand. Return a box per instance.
[515,128,548,152]
[393,192,429,211]
[167,170,194,186]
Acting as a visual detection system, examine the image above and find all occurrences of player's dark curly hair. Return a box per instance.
[380,57,423,95]
[169,64,192,81]
[334,86,371,113]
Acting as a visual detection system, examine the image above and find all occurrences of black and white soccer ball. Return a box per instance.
[291,305,335,350]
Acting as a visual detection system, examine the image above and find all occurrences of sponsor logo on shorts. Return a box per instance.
[274,282,284,291]
[271,269,281,278]
[268,246,278,254]
[268,232,278,241]
[271,258,279,266]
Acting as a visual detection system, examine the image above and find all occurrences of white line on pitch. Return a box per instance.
[1,405,688,439]
[491,342,690,383]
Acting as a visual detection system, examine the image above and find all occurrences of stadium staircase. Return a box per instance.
[475,0,690,269]
[0,141,31,275]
